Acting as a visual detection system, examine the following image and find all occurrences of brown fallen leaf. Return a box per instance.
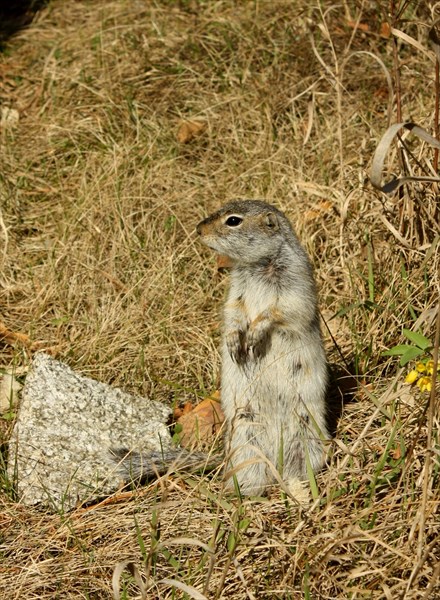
[177,119,206,144]
[177,391,224,450]
[374,86,390,100]
[346,20,370,33]
[173,401,194,419]
[345,19,390,39]
[303,209,321,222]
[0,323,61,355]
[380,22,391,38]
[304,200,333,222]
[390,446,402,460]
[0,321,31,347]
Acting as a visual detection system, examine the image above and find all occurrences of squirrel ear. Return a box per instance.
[264,212,279,231]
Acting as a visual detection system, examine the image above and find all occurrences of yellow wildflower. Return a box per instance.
[425,360,439,375]
[405,370,419,384]
[415,362,426,373]
[417,376,432,393]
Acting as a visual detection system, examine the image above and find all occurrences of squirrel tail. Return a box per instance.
[112,447,221,482]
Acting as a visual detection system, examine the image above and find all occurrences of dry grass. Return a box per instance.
[0,0,439,598]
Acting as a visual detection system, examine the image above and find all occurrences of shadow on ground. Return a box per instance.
[0,1,48,49]
[327,361,359,437]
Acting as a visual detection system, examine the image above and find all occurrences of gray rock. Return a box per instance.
[7,353,172,511]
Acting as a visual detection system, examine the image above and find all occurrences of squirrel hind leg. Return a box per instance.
[285,478,311,505]
[223,453,272,497]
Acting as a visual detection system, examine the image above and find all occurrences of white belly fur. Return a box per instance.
[221,328,328,495]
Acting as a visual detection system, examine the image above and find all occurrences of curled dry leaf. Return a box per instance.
[370,122,440,193]
[177,119,206,144]
[177,391,224,450]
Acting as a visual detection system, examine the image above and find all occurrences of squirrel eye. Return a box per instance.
[225,215,243,227]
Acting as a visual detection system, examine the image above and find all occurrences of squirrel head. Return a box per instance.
[197,200,290,265]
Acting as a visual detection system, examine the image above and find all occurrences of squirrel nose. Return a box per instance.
[196,223,202,235]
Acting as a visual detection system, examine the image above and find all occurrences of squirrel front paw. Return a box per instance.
[247,319,271,360]
[226,329,248,364]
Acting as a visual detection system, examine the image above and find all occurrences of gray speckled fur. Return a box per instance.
[198,200,329,496]
[114,448,218,481]
[8,353,173,510]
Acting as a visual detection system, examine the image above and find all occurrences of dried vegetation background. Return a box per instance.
[0,0,439,598]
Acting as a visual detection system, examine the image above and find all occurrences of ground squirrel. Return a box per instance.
[115,200,329,496]
[197,200,329,496]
